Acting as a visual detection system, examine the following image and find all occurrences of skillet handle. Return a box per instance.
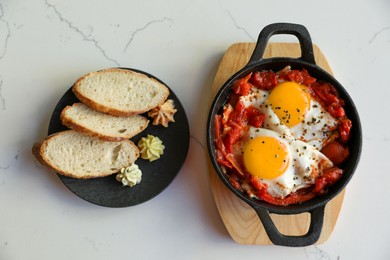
[248,23,315,65]
[254,205,325,247]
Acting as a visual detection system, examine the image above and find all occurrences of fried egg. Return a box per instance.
[242,127,333,198]
[240,81,337,150]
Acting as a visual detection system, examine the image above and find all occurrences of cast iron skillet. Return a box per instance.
[207,23,362,247]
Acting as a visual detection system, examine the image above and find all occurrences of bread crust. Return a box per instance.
[32,139,51,169]
[72,68,170,116]
[32,130,139,179]
[60,103,149,142]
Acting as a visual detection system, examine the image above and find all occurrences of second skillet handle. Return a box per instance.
[248,23,315,65]
[255,205,325,247]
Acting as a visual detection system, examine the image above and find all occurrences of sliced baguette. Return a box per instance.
[73,68,170,116]
[61,103,149,141]
[32,130,139,179]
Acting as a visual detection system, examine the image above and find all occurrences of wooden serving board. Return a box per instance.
[208,42,345,245]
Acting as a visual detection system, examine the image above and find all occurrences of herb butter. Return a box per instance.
[138,134,165,162]
[116,163,142,187]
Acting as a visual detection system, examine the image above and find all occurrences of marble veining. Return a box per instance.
[123,17,173,52]
[84,236,98,252]
[0,162,10,170]
[0,3,10,111]
[0,152,19,171]
[368,26,390,44]
[0,3,10,60]
[304,245,334,260]
[44,0,120,66]
[226,10,254,41]
[0,79,5,110]
[190,135,206,150]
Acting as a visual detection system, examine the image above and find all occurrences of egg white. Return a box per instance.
[240,86,337,150]
[244,127,333,198]
[290,99,337,149]
[240,87,269,108]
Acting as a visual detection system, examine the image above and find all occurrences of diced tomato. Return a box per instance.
[256,189,316,206]
[286,70,304,84]
[244,105,258,117]
[223,127,241,153]
[224,101,245,128]
[339,118,352,143]
[233,81,251,96]
[326,93,340,104]
[225,102,250,129]
[214,114,232,168]
[244,106,265,128]
[280,68,316,85]
[234,100,246,113]
[215,138,225,156]
[248,114,265,128]
[310,83,327,102]
[232,73,252,96]
[327,103,345,118]
[335,106,346,118]
[214,115,223,140]
[309,81,349,121]
[226,154,245,177]
[227,111,244,128]
[322,167,343,184]
[321,141,350,165]
[250,71,278,90]
[229,176,242,191]
[215,139,231,168]
[222,104,233,124]
[214,115,228,158]
[249,175,267,191]
[217,157,232,168]
[313,167,343,193]
[311,82,332,99]
[313,178,328,193]
[301,69,317,85]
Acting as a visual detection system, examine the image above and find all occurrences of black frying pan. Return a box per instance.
[207,23,362,247]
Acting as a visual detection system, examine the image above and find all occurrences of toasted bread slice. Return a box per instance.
[73,68,170,116]
[32,130,139,179]
[61,103,149,141]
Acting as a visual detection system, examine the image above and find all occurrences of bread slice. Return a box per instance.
[60,103,149,141]
[73,68,170,116]
[32,130,139,179]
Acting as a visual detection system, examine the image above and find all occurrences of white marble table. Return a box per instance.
[1,0,389,259]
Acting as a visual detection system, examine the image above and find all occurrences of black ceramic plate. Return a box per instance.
[48,68,190,207]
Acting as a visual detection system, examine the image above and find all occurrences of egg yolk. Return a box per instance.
[243,136,290,179]
[267,81,311,127]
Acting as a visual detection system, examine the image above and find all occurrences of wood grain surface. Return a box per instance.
[208,42,345,245]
